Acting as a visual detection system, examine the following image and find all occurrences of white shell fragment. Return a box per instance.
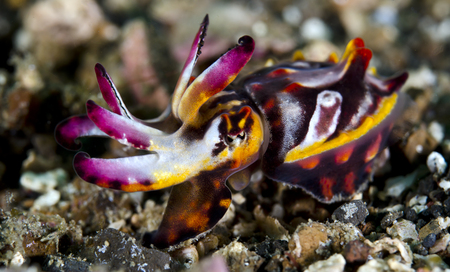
[32,189,61,210]
[384,171,418,198]
[368,237,413,264]
[20,168,67,193]
[438,178,450,191]
[213,241,263,271]
[407,195,428,214]
[357,259,389,272]
[428,121,444,144]
[426,151,447,175]
[407,195,427,207]
[386,219,419,242]
[10,251,25,266]
[304,253,346,272]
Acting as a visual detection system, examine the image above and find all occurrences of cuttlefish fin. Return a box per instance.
[150,175,231,248]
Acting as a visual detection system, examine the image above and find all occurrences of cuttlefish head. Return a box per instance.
[55,16,264,247]
[55,15,263,192]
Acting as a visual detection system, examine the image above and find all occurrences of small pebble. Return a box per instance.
[418,175,437,195]
[404,207,418,222]
[408,195,428,207]
[386,219,419,241]
[343,240,371,263]
[429,190,446,202]
[369,237,413,264]
[438,178,450,191]
[304,253,345,272]
[359,221,376,236]
[426,151,447,175]
[422,233,437,248]
[414,244,428,256]
[428,121,444,143]
[384,172,417,197]
[429,233,450,254]
[213,241,262,271]
[418,217,450,240]
[10,252,25,266]
[20,168,67,193]
[357,259,389,272]
[416,219,427,229]
[380,211,403,229]
[32,189,61,209]
[411,204,428,215]
[419,208,432,221]
[331,200,368,226]
[443,197,450,215]
[254,239,288,259]
[429,205,444,218]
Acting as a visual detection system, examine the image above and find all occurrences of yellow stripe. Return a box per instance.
[285,93,398,163]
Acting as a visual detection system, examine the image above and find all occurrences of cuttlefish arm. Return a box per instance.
[54,115,106,150]
[54,99,165,151]
[55,64,168,151]
[94,63,133,119]
[73,103,264,194]
[95,63,176,129]
[74,152,161,192]
[171,15,209,120]
[176,35,254,123]
[72,125,212,192]
[85,99,164,150]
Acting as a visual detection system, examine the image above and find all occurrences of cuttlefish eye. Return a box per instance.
[225,131,246,145]
[208,106,263,169]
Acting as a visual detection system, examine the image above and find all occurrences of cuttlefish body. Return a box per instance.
[55,15,408,248]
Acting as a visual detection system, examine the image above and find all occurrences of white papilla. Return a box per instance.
[299,90,342,149]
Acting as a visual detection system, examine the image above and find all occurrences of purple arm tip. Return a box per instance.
[55,115,106,150]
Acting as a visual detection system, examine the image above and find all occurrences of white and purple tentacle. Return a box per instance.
[55,115,106,150]
[55,15,256,195]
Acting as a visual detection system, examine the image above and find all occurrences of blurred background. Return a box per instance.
[1,0,450,270]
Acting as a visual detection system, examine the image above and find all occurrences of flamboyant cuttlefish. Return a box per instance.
[55,15,408,248]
